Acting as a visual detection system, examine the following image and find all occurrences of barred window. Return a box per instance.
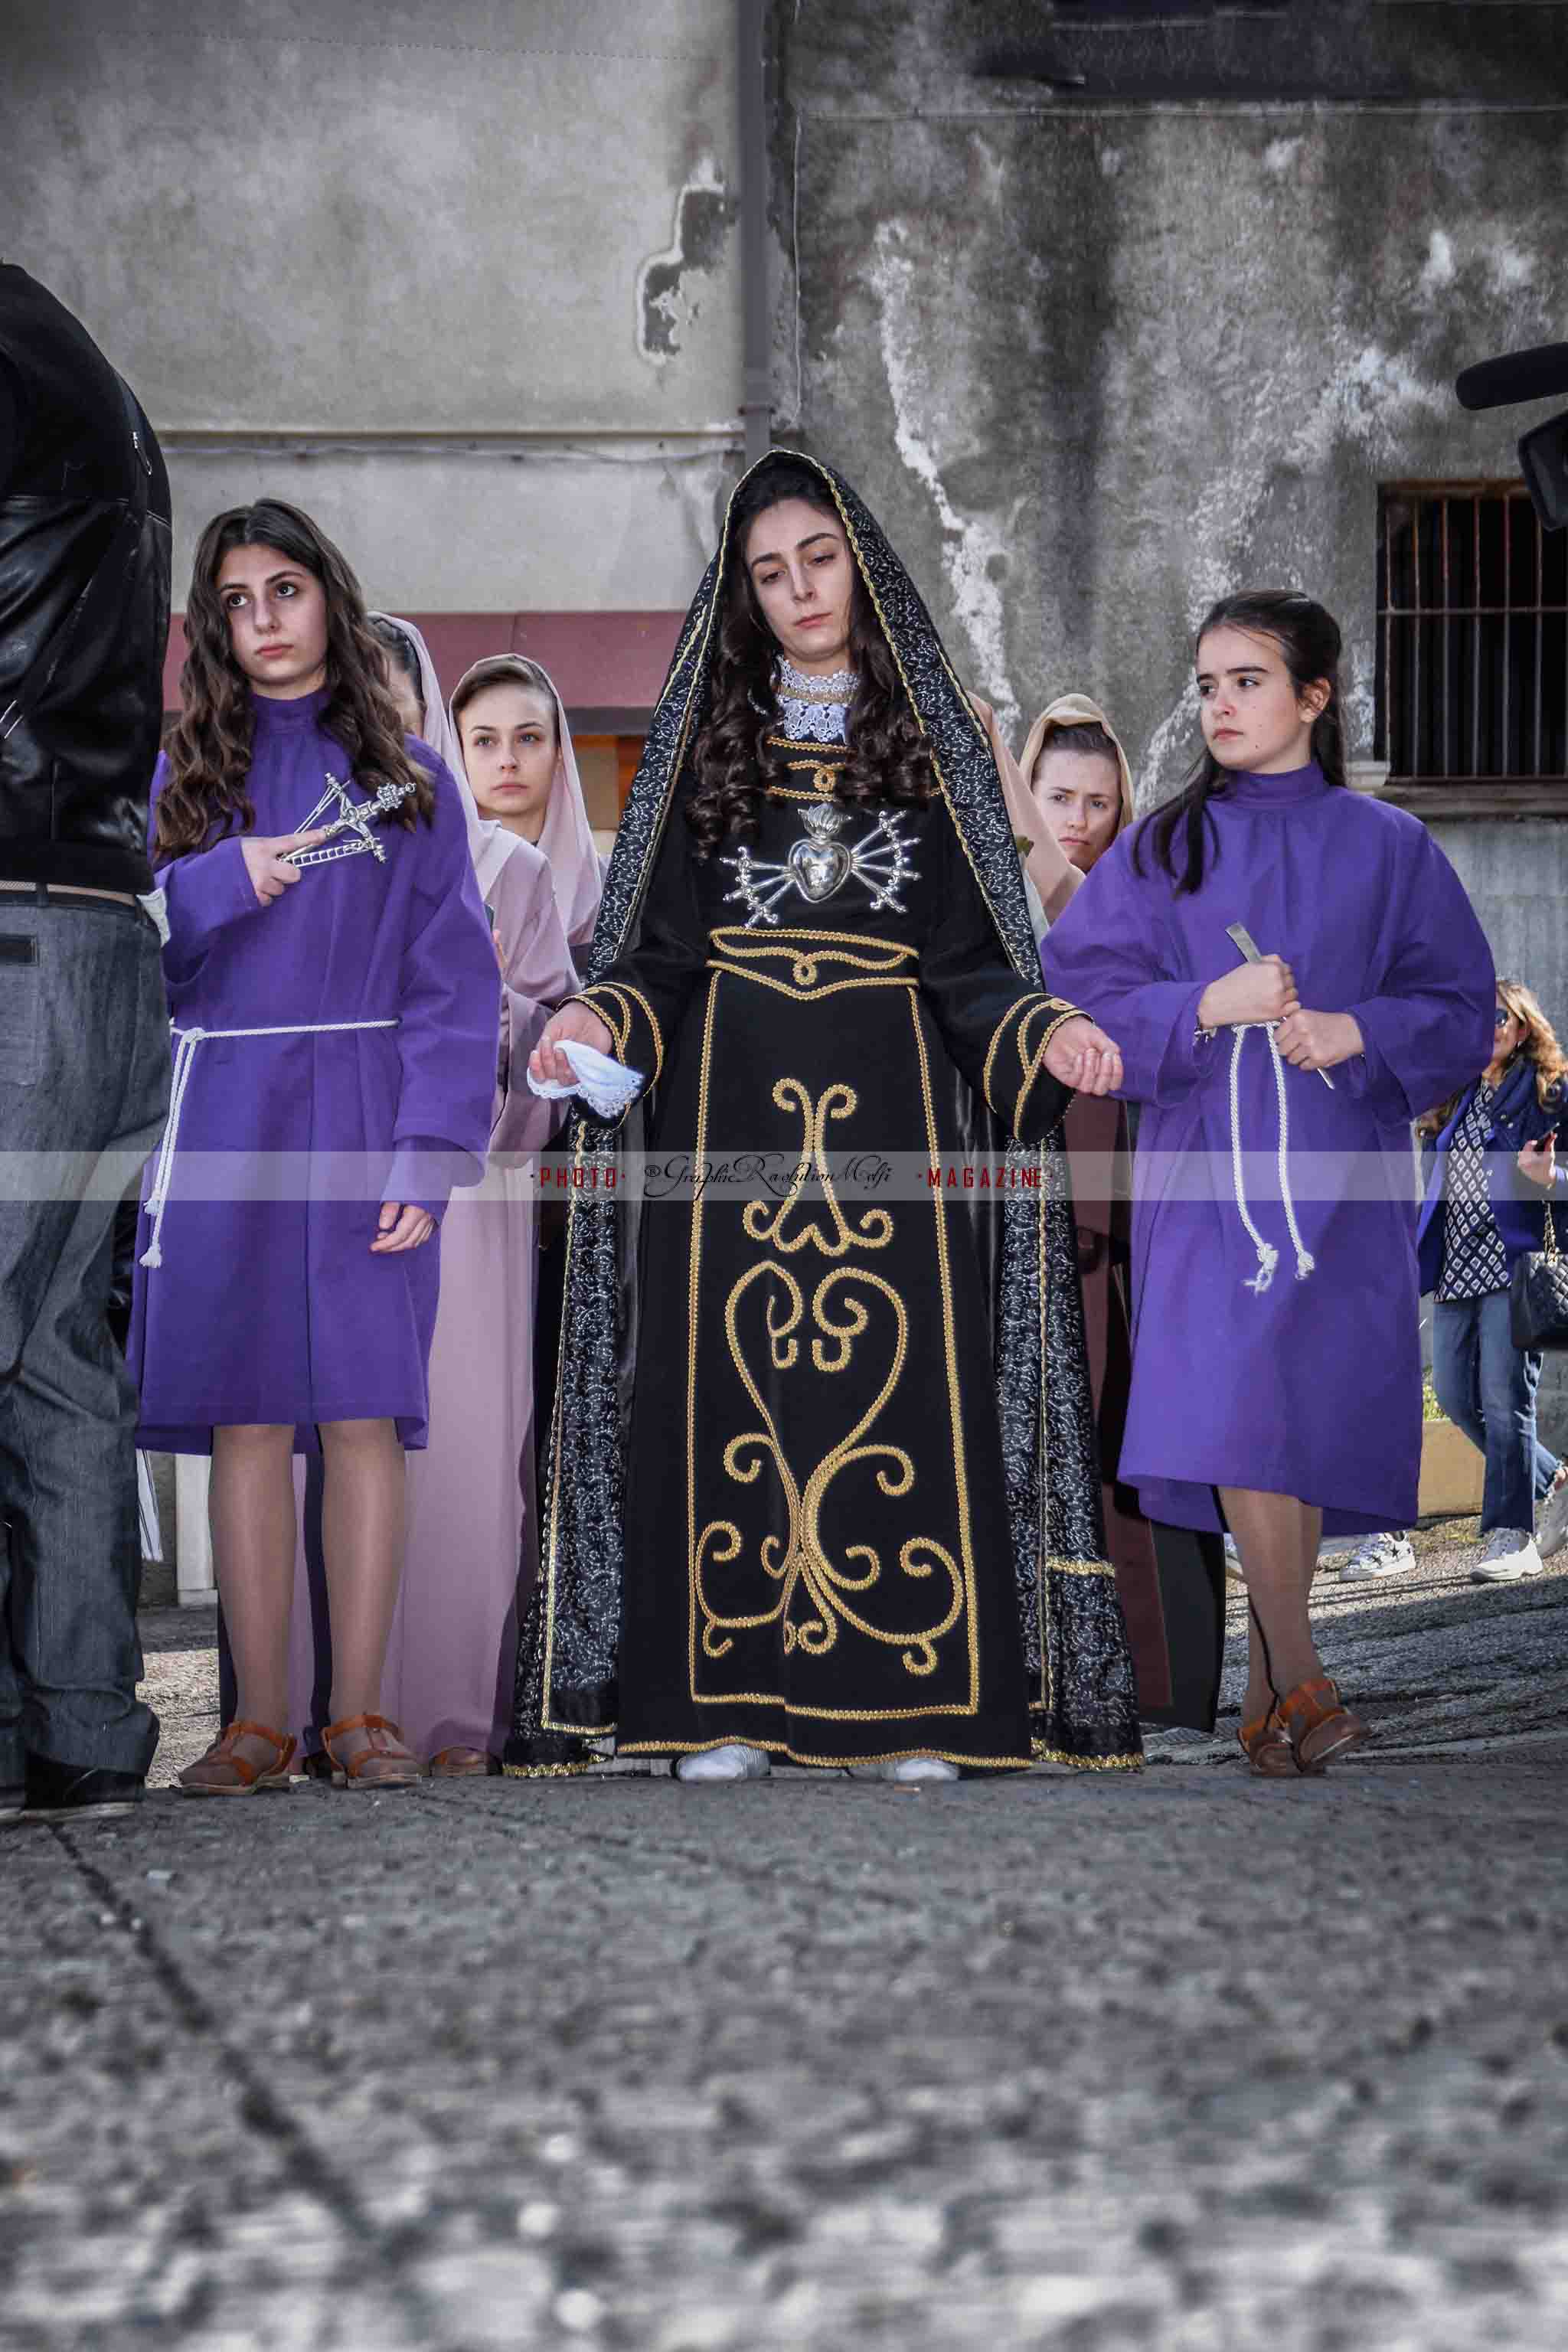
[1376,484,1568,800]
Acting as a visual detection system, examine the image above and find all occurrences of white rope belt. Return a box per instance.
[139,1018,400,1270]
[1225,1022,1315,1295]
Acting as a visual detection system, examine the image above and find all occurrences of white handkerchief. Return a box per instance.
[527,1037,645,1119]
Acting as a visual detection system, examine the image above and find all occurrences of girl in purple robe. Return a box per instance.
[1044,592,1494,1777]
[129,503,499,1794]
[279,633,584,1779]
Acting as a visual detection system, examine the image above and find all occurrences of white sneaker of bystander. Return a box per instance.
[1470,1528,1544,1583]
[1338,1531,1416,1583]
[1535,1466,1568,1562]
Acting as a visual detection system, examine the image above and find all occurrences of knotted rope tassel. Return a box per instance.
[1227,1023,1316,1296]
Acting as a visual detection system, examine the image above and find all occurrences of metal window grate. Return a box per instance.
[1376,484,1568,785]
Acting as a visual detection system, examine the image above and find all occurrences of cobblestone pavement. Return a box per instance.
[2,1528,1565,2350]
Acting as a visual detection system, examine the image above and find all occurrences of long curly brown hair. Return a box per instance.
[684,462,934,856]
[155,500,433,861]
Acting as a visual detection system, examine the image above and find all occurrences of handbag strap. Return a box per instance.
[1546,1200,1557,1260]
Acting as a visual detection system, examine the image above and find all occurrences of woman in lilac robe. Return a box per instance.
[360,649,588,1772]
[1044,592,1493,1774]
[129,505,498,1793]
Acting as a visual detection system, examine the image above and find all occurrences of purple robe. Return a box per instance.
[128,686,500,1453]
[1042,764,1494,1536]
[283,840,578,1759]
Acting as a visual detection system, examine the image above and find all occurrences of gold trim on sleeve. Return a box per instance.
[565,989,629,1057]
[1014,1007,1083,1136]
[570,983,665,1086]
[982,998,1033,1115]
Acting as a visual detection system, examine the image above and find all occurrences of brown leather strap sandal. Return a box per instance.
[179,1720,296,1797]
[1237,1704,1299,1777]
[429,1746,500,1778]
[1276,1676,1369,1772]
[321,1713,423,1790]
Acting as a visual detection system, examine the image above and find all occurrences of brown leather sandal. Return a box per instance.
[1276,1676,1369,1772]
[322,1713,423,1790]
[429,1746,500,1778]
[1237,1704,1299,1777]
[179,1720,296,1797]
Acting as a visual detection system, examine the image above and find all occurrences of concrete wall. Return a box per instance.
[769,0,1568,1448]
[769,1,1566,780]
[3,0,746,608]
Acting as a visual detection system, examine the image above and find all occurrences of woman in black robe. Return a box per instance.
[506,454,1141,1782]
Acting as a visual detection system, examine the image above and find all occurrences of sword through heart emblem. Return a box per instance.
[788,806,854,901]
[722,802,917,926]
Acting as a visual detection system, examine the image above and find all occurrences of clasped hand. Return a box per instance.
[1044,1016,1122,1097]
[1196,955,1362,1073]
[531,1002,614,1088]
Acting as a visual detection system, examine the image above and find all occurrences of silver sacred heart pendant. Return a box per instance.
[788,835,852,900]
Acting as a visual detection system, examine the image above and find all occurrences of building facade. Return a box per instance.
[7,0,1567,1439]
[3,0,752,825]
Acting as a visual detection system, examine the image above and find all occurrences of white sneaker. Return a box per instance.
[853,1756,959,1784]
[1537,1471,1568,1562]
[1470,1529,1544,1583]
[675,1743,772,1783]
[1338,1531,1416,1583]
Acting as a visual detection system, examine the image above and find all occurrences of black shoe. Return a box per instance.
[0,1782,23,1824]
[21,1757,145,1823]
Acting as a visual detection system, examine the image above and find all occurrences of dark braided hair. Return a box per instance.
[366,614,423,704]
[684,462,934,857]
[1130,590,1346,895]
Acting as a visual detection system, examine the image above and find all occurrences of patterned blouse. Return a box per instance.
[1437,1080,1508,1302]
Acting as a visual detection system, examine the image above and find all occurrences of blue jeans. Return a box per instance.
[1430,1290,1560,1537]
[0,895,171,1781]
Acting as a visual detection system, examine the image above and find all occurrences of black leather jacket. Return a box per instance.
[0,264,171,893]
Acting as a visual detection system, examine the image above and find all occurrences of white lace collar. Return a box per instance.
[773,656,855,744]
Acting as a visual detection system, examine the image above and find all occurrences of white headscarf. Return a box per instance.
[368,612,514,896]
[1017,692,1136,838]
[449,655,603,947]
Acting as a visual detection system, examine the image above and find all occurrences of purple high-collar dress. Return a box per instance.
[128,686,500,1453]
[1042,764,1494,1536]
[282,840,580,1762]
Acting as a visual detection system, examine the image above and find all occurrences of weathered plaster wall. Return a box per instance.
[2,0,744,607]
[773,1,1568,1447]
[771,2,1567,787]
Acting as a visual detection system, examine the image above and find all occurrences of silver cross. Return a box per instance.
[283,769,418,868]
